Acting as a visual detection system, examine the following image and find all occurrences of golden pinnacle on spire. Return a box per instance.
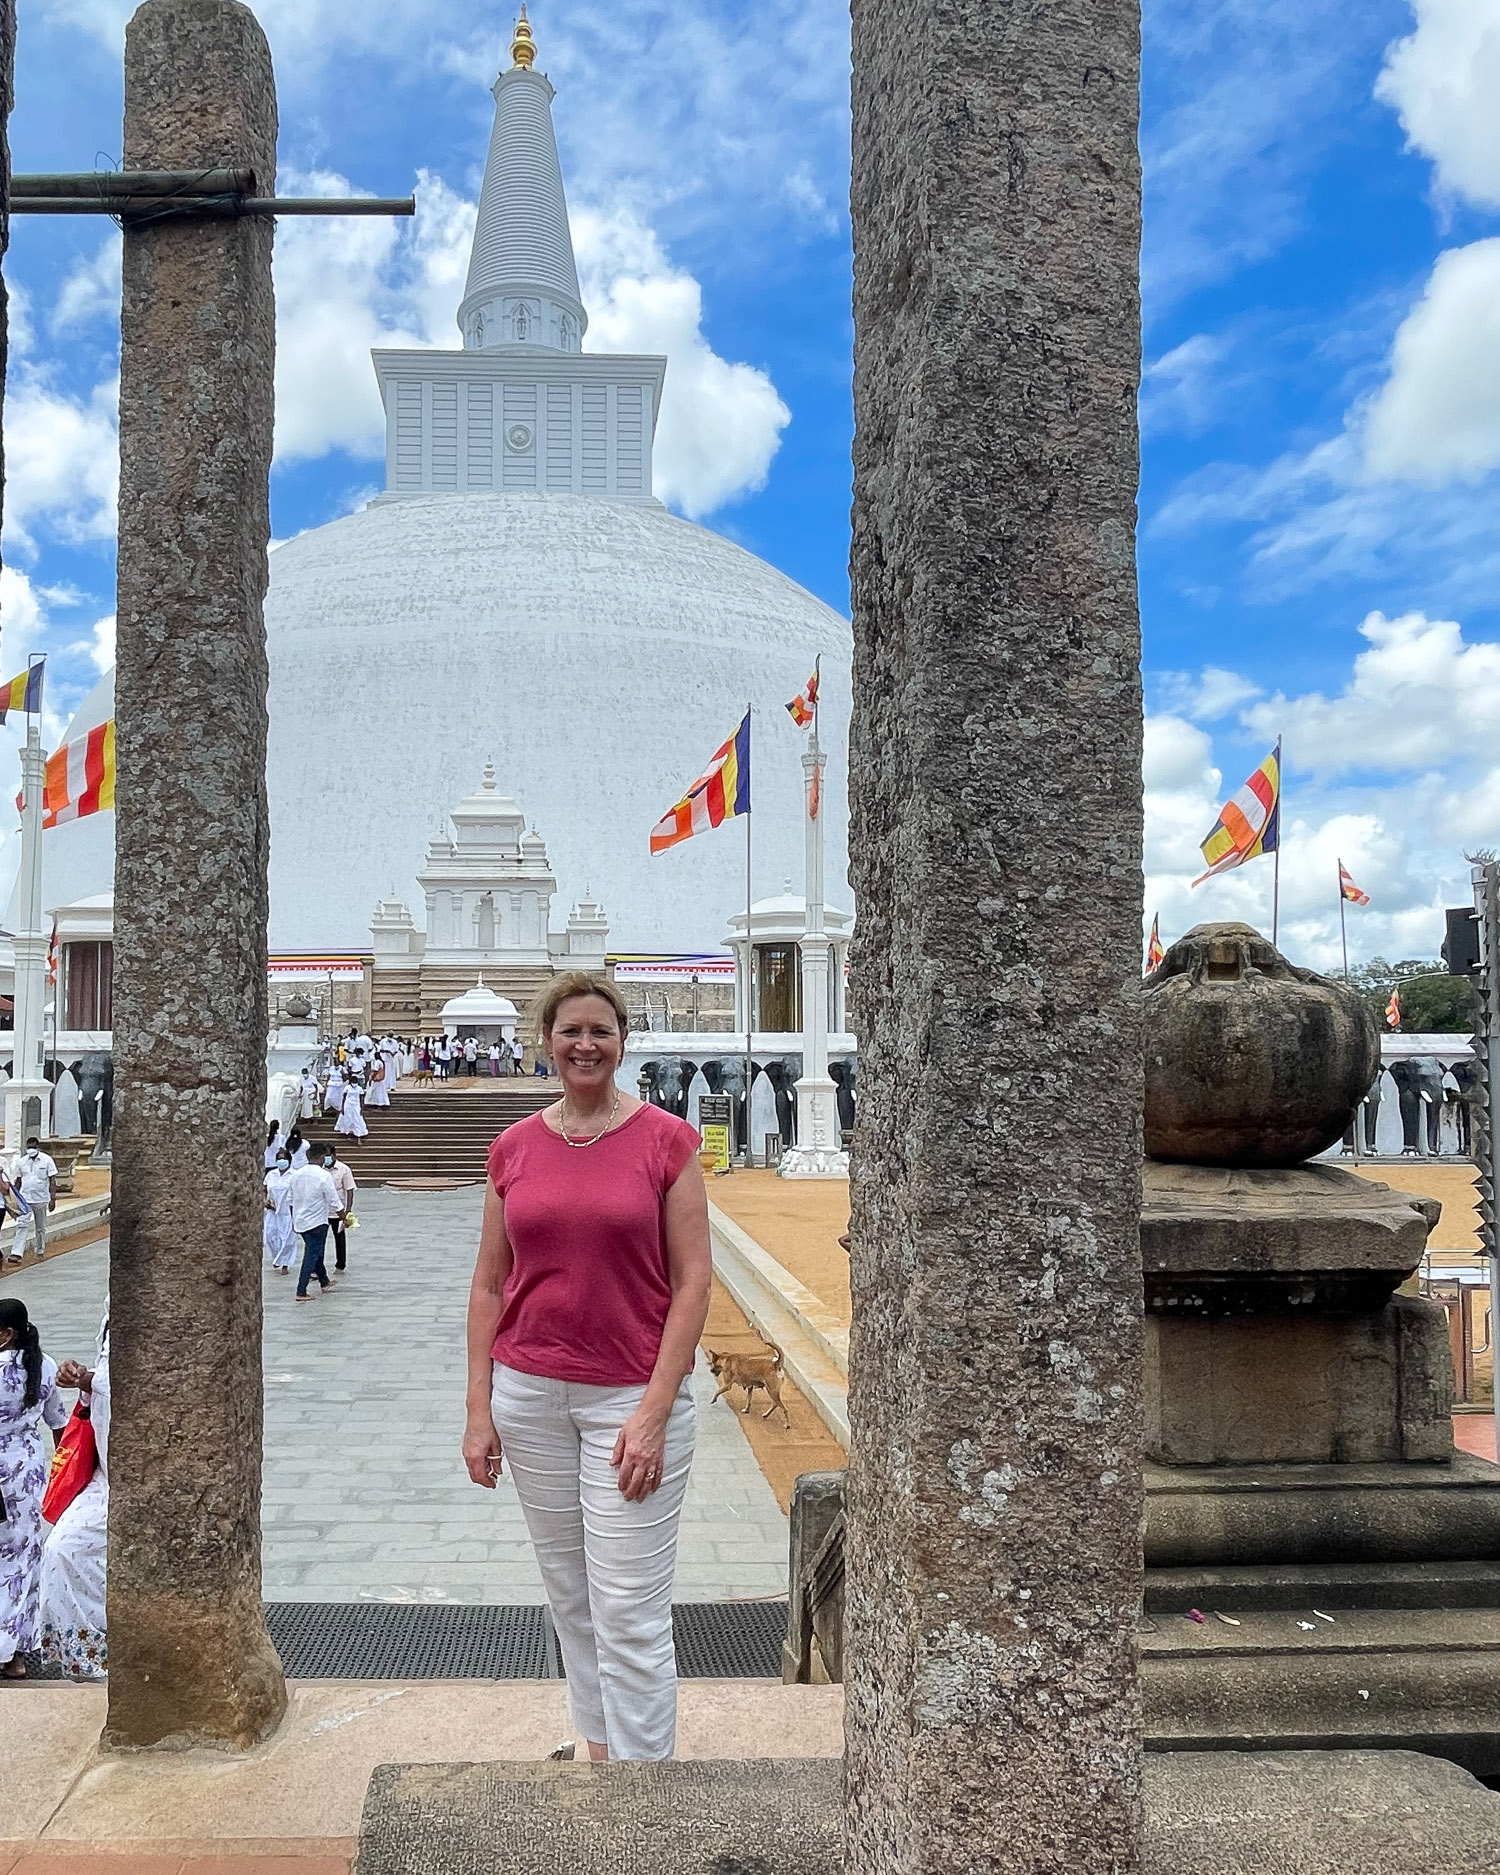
[510,5,536,69]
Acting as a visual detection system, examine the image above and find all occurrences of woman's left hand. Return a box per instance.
[611,1402,669,1501]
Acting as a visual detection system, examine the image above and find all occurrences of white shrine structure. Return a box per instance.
[368,764,609,1031]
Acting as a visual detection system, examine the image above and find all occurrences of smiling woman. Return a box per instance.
[462,968,712,1764]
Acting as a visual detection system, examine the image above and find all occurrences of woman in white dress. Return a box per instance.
[335,1081,368,1140]
[40,1331,109,1681]
[263,1120,283,1170]
[263,1151,296,1271]
[299,1069,319,1121]
[365,1054,391,1110]
[1,1300,69,1678]
[324,1066,346,1115]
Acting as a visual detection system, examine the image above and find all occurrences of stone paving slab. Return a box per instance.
[350,1749,1500,1875]
[1,1187,789,1602]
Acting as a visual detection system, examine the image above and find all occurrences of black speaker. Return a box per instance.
[1443,907,1481,978]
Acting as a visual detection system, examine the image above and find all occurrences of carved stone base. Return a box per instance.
[777,1146,850,1180]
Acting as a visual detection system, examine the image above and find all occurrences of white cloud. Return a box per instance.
[1155,665,1263,722]
[1145,610,1500,971]
[1140,334,1227,438]
[1,370,119,553]
[54,238,122,333]
[89,614,116,674]
[1377,0,1500,210]
[271,169,473,464]
[574,208,789,517]
[1362,238,1500,483]
[1243,608,1500,773]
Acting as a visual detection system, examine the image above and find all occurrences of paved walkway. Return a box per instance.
[1,1187,788,1603]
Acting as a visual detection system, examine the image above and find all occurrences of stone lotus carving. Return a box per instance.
[1143,921,1379,1167]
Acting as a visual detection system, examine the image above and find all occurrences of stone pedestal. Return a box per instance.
[1142,1160,1500,1773]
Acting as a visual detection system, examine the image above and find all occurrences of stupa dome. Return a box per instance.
[17,19,852,957]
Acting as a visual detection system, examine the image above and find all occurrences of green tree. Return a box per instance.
[1346,957,1475,1035]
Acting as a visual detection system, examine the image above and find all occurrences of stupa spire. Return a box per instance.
[457,10,587,353]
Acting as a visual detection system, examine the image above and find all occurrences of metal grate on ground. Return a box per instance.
[671,1600,788,1678]
[261,1600,789,1680]
[265,1600,557,1680]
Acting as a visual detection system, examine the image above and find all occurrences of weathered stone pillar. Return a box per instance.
[107,0,285,1750]
[0,0,14,545]
[845,0,1145,1868]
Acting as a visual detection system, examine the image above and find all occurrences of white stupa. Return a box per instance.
[30,10,849,957]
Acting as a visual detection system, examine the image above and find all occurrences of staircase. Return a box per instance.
[334,1086,556,1185]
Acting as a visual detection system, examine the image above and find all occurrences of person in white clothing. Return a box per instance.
[365,1054,391,1110]
[324,1065,346,1114]
[326,1147,358,1272]
[299,1069,319,1121]
[263,1150,297,1272]
[7,1140,57,1264]
[287,1145,345,1300]
[510,1036,525,1075]
[335,1082,367,1141]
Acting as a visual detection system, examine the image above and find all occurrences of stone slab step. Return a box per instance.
[351,1750,1500,1874]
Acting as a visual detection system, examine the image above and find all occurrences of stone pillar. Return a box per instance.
[845,0,1145,1868]
[106,0,285,1751]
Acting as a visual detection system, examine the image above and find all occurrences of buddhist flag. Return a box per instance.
[786,668,819,729]
[1146,914,1164,974]
[41,720,116,829]
[0,659,43,722]
[1338,861,1370,907]
[1192,740,1280,887]
[1386,986,1401,1029]
[650,712,750,855]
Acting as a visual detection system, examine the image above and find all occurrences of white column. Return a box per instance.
[780,733,848,1179]
[4,727,53,1148]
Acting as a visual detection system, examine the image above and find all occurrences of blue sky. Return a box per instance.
[5,0,1500,970]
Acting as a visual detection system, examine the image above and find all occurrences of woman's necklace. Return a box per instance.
[558,1090,621,1147]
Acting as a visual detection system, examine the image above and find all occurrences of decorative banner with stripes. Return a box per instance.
[1338,861,1370,906]
[41,720,116,828]
[0,659,44,721]
[1385,986,1401,1029]
[1193,740,1281,887]
[1146,913,1164,974]
[785,668,819,729]
[650,712,751,855]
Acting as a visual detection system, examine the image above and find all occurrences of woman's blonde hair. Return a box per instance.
[532,971,630,1045]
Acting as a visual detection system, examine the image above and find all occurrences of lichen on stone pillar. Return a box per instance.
[106,0,285,1751]
[845,0,1145,1867]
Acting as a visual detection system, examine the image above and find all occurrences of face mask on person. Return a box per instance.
[323,1156,335,1168]
[26,1148,38,1160]
[276,1156,289,1170]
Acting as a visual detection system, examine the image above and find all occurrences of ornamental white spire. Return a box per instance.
[457,8,588,354]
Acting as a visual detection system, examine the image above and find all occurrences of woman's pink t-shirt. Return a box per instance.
[487,1103,700,1386]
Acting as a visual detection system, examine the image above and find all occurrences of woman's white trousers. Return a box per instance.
[490,1361,695,1760]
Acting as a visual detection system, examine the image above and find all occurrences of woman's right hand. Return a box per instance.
[462,1412,503,1488]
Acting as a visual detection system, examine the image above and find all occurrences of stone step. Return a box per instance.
[351,1751,1500,1874]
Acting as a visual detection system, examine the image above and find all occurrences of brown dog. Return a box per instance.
[410,1064,434,1086]
[706,1342,790,1427]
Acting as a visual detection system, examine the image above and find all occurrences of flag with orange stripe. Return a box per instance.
[1192,740,1280,887]
[649,712,750,855]
[1146,914,1164,974]
[1338,861,1370,906]
[39,721,116,828]
[0,660,43,721]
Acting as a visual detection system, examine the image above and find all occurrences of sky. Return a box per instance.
[4,0,1500,973]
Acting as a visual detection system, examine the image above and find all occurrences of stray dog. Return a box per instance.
[410,1063,434,1086]
[706,1342,790,1426]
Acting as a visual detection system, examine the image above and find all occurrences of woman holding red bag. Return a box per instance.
[0,1299,69,1679]
[40,1331,110,1681]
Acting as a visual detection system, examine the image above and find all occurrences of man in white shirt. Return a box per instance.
[286,1143,345,1300]
[325,1146,358,1273]
[510,1036,524,1076]
[7,1136,58,1263]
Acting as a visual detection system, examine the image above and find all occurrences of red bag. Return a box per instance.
[42,1403,97,1524]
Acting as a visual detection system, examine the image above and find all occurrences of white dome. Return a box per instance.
[26,494,851,955]
[440,981,520,1026]
[264,492,850,953]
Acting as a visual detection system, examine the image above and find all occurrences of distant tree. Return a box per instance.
[1346,956,1474,1036]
